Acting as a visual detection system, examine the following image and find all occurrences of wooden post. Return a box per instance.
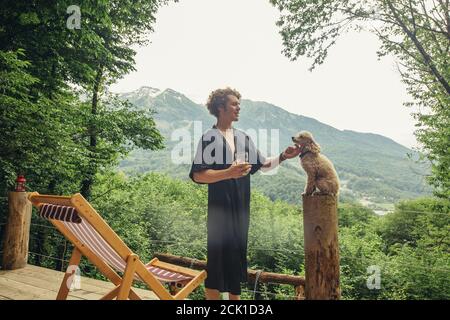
[2,192,32,270]
[302,194,340,300]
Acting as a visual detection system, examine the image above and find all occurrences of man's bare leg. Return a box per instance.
[229,293,240,300]
[205,288,221,300]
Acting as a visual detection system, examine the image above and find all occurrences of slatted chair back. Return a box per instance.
[28,192,205,300]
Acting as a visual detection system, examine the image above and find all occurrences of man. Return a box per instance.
[189,87,300,300]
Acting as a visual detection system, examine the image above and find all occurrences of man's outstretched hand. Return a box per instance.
[282,145,301,159]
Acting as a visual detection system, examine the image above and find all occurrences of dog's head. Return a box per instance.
[291,131,321,154]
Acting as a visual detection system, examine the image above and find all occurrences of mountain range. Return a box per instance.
[118,86,430,211]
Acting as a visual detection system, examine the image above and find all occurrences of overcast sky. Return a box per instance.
[110,0,418,148]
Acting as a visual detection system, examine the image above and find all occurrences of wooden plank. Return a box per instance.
[28,192,73,207]
[21,264,115,290]
[1,265,113,292]
[0,265,159,300]
[152,259,204,277]
[12,265,158,299]
[0,269,104,300]
[117,254,138,300]
[0,277,83,300]
[0,265,113,292]
[100,286,119,300]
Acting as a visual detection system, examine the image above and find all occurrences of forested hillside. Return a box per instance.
[118,87,430,210]
[7,172,447,299]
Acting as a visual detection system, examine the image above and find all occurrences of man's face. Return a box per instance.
[219,95,240,122]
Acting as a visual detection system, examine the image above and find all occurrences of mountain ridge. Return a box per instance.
[120,86,414,150]
[116,86,430,210]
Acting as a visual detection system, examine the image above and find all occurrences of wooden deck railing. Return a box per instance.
[154,252,306,299]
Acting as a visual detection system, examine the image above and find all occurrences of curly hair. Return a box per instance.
[206,87,241,118]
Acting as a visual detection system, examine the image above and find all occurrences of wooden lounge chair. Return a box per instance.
[28,192,207,300]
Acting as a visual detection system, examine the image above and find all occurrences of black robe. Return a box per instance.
[189,125,266,295]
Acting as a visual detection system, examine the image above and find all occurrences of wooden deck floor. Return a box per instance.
[0,264,159,300]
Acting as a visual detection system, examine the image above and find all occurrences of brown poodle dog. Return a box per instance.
[291,131,340,196]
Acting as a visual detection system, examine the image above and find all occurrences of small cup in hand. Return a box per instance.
[235,151,249,164]
[231,152,251,178]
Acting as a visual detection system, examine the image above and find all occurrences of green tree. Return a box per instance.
[0,1,168,198]
[0,1,167,267]
[270,0,450,198]
[61,0,171,198]
[0,49,84,195]
[376,197,450,251]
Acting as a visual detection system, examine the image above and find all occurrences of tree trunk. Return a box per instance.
[80,65,103,199]
[386,0,450,95]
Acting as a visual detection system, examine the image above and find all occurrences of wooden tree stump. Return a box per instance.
[302,194,340,300]
[2,192,32,270]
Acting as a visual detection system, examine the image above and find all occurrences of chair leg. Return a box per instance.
[145,257,158,267]
[100,284,141,300]
[101,286,120,300]
[174,270,207,300]
[57,247,82,300]
[128,289,142,300]
[117,254,138,300]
